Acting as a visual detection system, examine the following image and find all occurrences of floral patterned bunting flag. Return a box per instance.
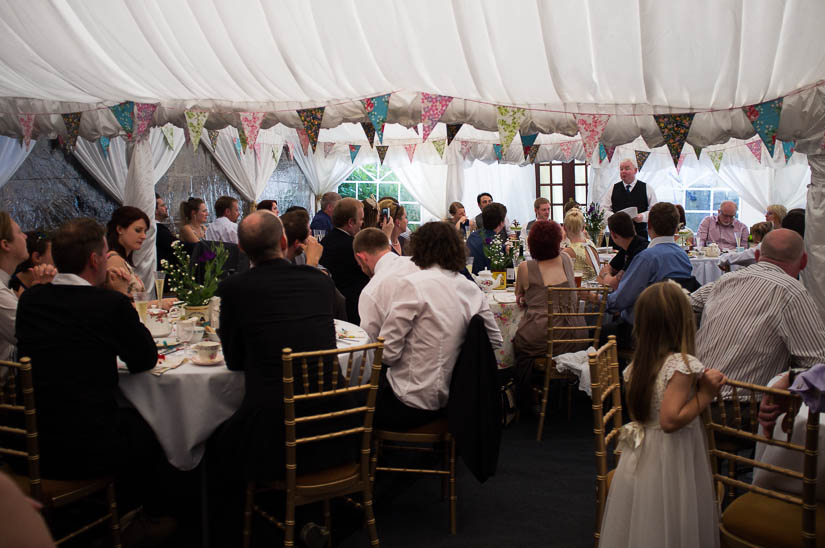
[692,144,702,159]
[493,143,503,162]
[99,136,110,159]
[272,146,281,163]
[376,145,388,165]
[653,113,695,168]
[743,98,783,157]
[559,141,573,162]
[460,141,472,160]
[296,107,324,153]
[598,143,607,162]
[634,150,650,170]
[746,140,763,164]
[782,140,794,161]
[420,93,453,142]
[361,121,376,149]
[60,112,81,152]
[240,112,265,150]
[252,143,261,166]
[109,101,134,138]
[296,128,310,155]
[574,114,610,163]
[161,125,175,150]
[709,150,723,171]
[361,93,391,144]
[134,103,157,140]
[496,106,526,149]
[432,139,446,159]
[184,110,208,152]
[323,142,335,157]
[605,145,616,163]
[17,114,34,151]
[411,124,419,136]
[349,144,360,163]
[233,138,242,160]
[528,144,540,164]
[404,144,416,163]
[238,127,248,153]
[446,123,462,146]
[521,133,538,159]
[208,129,220,150]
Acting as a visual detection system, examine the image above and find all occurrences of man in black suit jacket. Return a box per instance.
[155,194,176,270]
[15,218,171,516]
[319,197,369,323]
[214,211,355,481]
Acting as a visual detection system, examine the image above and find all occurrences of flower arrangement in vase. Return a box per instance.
[584,203,606,246]
[483,234,515,290]
[161,241,228,318]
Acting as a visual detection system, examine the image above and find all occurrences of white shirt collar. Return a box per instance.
[622,177,637,189]
[0,269,10,286]
[52,273,92,286]
[648,235,677,248]
[373,251,397,276]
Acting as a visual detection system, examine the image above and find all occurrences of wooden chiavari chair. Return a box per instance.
[242,340,384,548]
[588,336,623,548]
[0,358,121,546]
[703,378,823,548]
[535,285,609,441]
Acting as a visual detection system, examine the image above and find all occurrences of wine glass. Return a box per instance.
[312,229,327,240]
[734,231,742,250]
[154,271,166,307]
[465,256,474,274]
[133,291,151,324]
[177,319,196,354]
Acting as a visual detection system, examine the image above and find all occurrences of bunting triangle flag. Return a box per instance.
[349,144,360,163]
[420,93,453,142]
[521,133,538,159]
[296,128,310,155]
[233,138,242,160]
[296,107,324,153]
[161,125,175,150]
[60,112,81,152]
[653,113,695,168]
[598,143,607,162]
[528,144,540,164]
[460,141,472,160]
[17,114,34,151]
[605,145,616,163]
[709,150,723,171]
[691,143,702,159]
[493,143,503,162]
[404,144,416,163]
[99,136,110,159]
[432,139,446,159]
[208,129,220,150]
[573,114,610,163]
[271,144,280,170]
[361,121,376,148]
[634,150,650,170]
[323,142,335,157]
[361,93,391,144]
[184,110,208,152]
[782,140,795,161]
[286,143,293,161]
[411,124,419,136]
[133,103,157,140]
[239,112,265,149]
[446,123,462,146]
[746,140,763,164]
[743,98,783,157]
[676,153,686,173]
[560,141,573,162]
[496,106,526,149]
[252,143,262,166]
[109,101,135,139]
[376,145,388,165]
[238,126,248,153]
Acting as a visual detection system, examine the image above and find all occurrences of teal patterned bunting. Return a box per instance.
[99,136,110,159]
[598,143,607,162]
[782,140,794,161]
[743,98,783,157]
[109,101,135,138]
[361,93,391,144]
[349,144,361,163]
[493,143,503,162]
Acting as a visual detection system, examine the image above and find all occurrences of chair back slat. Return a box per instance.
[546,286,608,359]
[0,358,42,501]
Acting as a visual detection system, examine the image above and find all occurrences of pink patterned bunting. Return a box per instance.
[404,144,416,163]
[559,141,573,162]
[420,93,453,142]
[296,128,310,155]
[460,141,472,160]
[240,112,264,150]
[573,114,610,163]
[252,143,261,166]
[323,142,335,157]
[605,145,616,163]
[134,103,157,140]
[746,140,763,164]
[17,114,34,151]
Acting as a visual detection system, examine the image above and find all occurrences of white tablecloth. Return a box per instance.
[600,252,722,286]
[118,319,370,471]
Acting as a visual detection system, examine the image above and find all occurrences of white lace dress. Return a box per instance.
[599,353,720,548]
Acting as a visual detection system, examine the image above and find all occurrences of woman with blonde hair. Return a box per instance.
[562,208,600,281]
[446,201,472,233]
[376,198,410,255]
[765,204,787,228]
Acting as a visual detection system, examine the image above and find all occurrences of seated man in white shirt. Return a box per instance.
[205,196,240,244]
[353,227,420,341]
[376,221,503,430]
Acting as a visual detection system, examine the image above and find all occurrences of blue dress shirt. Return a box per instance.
[309,210,333,232]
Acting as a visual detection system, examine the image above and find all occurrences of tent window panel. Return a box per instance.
[552,186,563,204]
[348,167,373,181]
[379,166,399,181]
[713,191,740,212]
[575,186,587,204]
[399,184,415,202]
[539,186,551,200]
[403,203,420,222]
[574,164,587,184]
[357,183,377,200]
[539,165,551,184]
[551,165,563,183]
[338,182,357,198]
[685,213,707,233]
[378,183,399,200]
[686,190,711,210]
[338,164,425,232]
[553,205,564,220]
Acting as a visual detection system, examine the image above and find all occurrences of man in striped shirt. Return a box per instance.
[690,229,825,402]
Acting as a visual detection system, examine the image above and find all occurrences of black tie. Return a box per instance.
[625,184,632,193]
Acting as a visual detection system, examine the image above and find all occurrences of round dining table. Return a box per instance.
[598,251,723,286]
[118,319,370,471]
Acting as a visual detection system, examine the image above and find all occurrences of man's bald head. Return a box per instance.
[238,210,285,264]
[757,228,806,277]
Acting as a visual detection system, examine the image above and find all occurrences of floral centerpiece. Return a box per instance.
[161,241,228,313]
[483,234,515,289]
[584,203,606,246]
[509,219,521,237]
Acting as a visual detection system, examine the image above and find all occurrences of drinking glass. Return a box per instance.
[133,291,151,323]
[312,229,327,240]
[465,256,474,274]
[734,231,742,250]
[154,271,166,306]
[177,319,196,351]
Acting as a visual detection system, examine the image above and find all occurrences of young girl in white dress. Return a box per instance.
[599,280,726,548]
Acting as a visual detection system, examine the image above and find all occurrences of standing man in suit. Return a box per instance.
[320,198,369,323]
[155,193,176,270]
[601,159,657,240]
[310,192,341,233]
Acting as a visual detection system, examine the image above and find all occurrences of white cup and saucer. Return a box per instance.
[191,341,223,366]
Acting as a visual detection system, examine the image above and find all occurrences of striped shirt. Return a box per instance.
[690,262,825,396]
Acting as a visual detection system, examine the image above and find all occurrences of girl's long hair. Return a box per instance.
[626,281,696,423]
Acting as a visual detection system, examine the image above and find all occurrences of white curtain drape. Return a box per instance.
[150,126,185,182]
[382,143,449,221]
[202,126,282,204]
[0,136,34,190]
[460,161,535,225]
[291,141,363,211]
[125,138,157,291]
[73,136,129,203]
[805,154,825,322]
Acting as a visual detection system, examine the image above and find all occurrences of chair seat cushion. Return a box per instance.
[0,463,112,507]
[722,491,825,548]
[406,418,449,435]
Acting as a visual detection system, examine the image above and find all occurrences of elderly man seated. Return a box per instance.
[697,200,749,251]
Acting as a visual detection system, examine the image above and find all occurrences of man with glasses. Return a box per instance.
[697,200,749,251]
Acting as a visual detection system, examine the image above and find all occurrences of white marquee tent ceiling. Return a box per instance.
[1,0,825,151]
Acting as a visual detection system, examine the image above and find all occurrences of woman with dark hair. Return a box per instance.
[512,220,587,401]
[179,198,208,243]
[256,199,279,215]
[10,230,53,296]
[376,198,410,255]
[674,204,694,246]
[445,201,473,233]
[105,206,150,296]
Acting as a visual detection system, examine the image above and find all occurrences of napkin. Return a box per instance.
[493,292,517,304]
[789,364,825,413]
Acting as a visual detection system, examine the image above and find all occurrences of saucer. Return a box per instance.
[191,352,224,366]
[155,337,181,348]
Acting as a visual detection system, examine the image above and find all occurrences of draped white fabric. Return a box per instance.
[125,138,157,291]
[290,142,362,211]
[805,154,825,323]
[150,125,185,182]
[202,126,281,204]
[460,162,536,226]
[386,161,447,222]
[0,136,33,190]
[73,136,128,203]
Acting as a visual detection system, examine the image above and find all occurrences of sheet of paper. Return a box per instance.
[617,207,638,218]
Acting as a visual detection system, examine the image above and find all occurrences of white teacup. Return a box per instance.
[193,341,221,363]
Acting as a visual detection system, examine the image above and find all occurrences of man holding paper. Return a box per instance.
[601,159,657,240]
